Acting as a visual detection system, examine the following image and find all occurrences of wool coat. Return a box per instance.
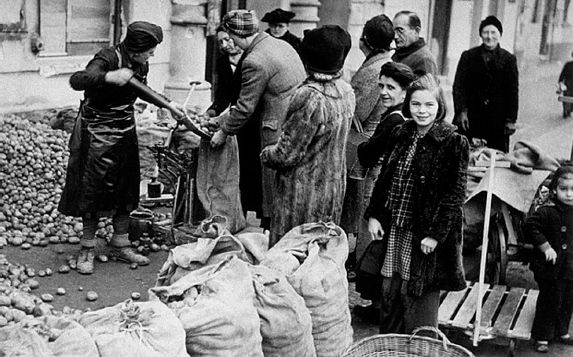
[351,52,393,132]
[220,32,306,217]
[392,38,437,76]
[364,120,469,296]
[453,44,519,152]
[261,76,355,246]
[524,202,573,281]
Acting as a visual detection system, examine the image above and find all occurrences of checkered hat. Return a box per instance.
[222,10,259,38]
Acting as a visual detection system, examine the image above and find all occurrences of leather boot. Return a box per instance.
[110,246,150,266]
[77,248,95,275]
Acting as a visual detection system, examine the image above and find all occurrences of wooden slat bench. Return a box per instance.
[439,281,539,356]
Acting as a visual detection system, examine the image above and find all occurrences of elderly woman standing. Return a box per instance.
[341,14,396,274]
[261,25,355,246]
[363,75,468,333]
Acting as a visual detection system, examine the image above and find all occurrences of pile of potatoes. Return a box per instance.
[0,114,115,248]
[186,111,216,138]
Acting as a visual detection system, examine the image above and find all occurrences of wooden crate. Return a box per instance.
[439,282,538,355]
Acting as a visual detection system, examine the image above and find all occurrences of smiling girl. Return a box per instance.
[362,74,469,333]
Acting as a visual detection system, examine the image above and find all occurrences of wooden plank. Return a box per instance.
[439,284,469,325]
[493,287,525,337]
[452,282,490,329]
[558,95,573,103]
[480,285,506,328]
[509,289,539,340]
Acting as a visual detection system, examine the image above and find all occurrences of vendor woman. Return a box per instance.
[58,21,181,274]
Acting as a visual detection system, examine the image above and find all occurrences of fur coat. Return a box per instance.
[261,75,355,245]
[365,120,469,296]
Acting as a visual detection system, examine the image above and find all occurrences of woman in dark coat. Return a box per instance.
[58,22,180,274]
[261,8,302,55]
[260,25,355,246]
[453,16,518,152]
[359,74,469,333]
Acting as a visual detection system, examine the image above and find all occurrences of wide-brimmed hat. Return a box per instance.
[301,25,351,74]
[261,8,296,24]
[123,21,163,52]
[361,14,394,52]
[222,10,259,38]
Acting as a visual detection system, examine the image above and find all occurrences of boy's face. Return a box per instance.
[555,174,573,206]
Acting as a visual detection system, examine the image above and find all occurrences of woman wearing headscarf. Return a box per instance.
[260,25,355,246]
[59,21,179,274]
[340,14,396,275]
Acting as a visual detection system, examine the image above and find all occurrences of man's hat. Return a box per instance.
[222,10,259,38]
[261,8,296,24]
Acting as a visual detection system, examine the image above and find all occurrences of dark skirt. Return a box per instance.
[58,103,140,217]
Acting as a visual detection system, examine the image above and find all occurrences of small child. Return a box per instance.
[525,164,573,353]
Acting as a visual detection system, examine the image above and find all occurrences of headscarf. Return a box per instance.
[123,21,163,53]
[479,15,503,35]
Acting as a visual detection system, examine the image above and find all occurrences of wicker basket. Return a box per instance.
[342,327,474,357]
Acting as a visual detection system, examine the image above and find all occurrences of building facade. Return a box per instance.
[0,0,572,112]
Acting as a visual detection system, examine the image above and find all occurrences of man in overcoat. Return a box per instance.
[453,15,519,152]
[391,11,437,76]
[210,10,306,231]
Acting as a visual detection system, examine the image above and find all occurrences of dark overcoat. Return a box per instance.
[453,44,518,151]
[261,76,355,245]
[524,202,573,281]
[365,120,469,296]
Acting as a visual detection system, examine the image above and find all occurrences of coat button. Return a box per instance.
[563,244,568,250]
[561,226,567,232]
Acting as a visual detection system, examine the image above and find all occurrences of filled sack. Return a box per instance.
[78,300,188,357]
[261,222,353,357]
[150,257,263,357]
[249,264,316,357]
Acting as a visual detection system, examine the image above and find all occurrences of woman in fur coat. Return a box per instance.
[261,25,355,246]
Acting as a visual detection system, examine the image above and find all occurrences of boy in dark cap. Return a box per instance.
[59,21,180,274]
[261,8,302,54]
[261,25,356,249]
[453,15,519,152]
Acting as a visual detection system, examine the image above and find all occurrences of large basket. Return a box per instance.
[342,327,474,357]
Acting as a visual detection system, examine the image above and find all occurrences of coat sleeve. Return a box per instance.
[452,51,469,115]
[523,207,551,248]
[220,57,268,135]
[427,133,469,244]
[505,54,519,123]
[351,67,379,124]
[357,113,404,168]
[260,87,322,170]
[69,55,110,91]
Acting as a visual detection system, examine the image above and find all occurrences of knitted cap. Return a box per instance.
[479,15,503,35]
[222,10,259,38]
[361,14,394,52]
[301,25,351,74]
[261,8,296,24]
[123,21,163,52]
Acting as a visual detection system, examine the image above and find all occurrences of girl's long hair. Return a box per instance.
[402,74,447,121]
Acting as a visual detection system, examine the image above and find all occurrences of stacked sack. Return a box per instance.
[261,222,354,356]
[151,216,316,356]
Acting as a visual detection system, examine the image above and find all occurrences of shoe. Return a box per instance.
[110,246,150,266]
[558,335,573,345]
[353,304,380,324]
[535,341,549,353]
[77,248,95,275]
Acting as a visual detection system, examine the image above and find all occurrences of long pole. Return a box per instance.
[473,152,496,346]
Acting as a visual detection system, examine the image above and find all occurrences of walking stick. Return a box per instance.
[473,151,496,346]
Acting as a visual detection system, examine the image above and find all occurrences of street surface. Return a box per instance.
[3,61,573,356]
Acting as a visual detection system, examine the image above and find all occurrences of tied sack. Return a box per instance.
[78,300,188,357]
[150,256,263,357]
[261,222,353,357]
[0,316,98,357]
[196,136,246,233]
[249,264,316,357]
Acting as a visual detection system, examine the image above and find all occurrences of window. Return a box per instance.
[40,0,112,56]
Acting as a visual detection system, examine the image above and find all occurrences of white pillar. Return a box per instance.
[289,0,321,37]
[164,0,212,110]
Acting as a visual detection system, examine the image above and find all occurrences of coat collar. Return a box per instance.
[392,38,427,62]
[363,51,392,67]
[243,32,269,57]
[399,119,456,142]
